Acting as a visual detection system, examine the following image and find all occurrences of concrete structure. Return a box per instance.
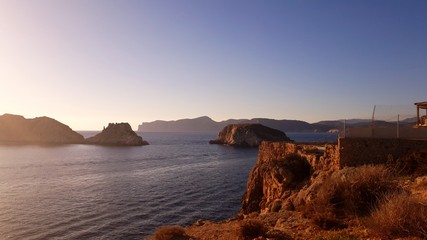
[348,127,427,139]
[415,101,427,127]
[259,138,427,174]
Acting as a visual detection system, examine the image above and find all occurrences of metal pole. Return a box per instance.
[344,119,346,138]
[397,114,400,139]
[371,105,376,138]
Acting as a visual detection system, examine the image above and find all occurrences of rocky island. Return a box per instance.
[0,114,149,146]
[209,123,292,147]
[85,123,149,146]
[0,114,84,144]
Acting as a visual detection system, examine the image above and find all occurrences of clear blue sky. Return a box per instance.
[1,0,426,130]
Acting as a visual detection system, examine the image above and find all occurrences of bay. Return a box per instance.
[0,132,336,239]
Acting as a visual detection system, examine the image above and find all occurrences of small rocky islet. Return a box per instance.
[209,123,292,147]
[85,123,149,146]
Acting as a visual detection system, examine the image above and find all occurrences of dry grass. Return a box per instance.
[369,192,427,239]
[318,165,397,216]
[239,219,266,240]
[311,211,347,230]
[305,165,401,229]
[153,226,189,240]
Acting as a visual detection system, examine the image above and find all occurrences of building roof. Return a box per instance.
[415,101,427,108]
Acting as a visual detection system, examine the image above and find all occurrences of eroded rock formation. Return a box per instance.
[85,123,148,146]
[209,124,292,147]
[241,139,427,215]
[241,141,339,214]
[0,114,84,144]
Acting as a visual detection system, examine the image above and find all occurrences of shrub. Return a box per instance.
[239,219,266,240]
[305,165,401,229]
[369,192,427,239]
[312,235,359,240]
[270,153,312,188]
[311,211,347,230]
[153,226,188,240]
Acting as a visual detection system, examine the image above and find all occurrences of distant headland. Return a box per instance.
[0,114,84,144]
[138,116,416,133]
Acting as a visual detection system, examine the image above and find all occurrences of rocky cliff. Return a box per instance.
[85,123,148,146]
[209,124,292,147]
[0,114,84,144]
[241,141,339,214]
[151,140,427,240]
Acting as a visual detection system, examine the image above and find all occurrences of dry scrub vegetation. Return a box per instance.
[153,226,189,240]
[304,165,427,238]
[370,192,427,239]
[151,164,427,240]
[305,165,399,228]
[239,219,266,240]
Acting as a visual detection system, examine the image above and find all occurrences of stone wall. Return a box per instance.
[258,141,340,171]
[258,138,427,171]
[339,138,427,169]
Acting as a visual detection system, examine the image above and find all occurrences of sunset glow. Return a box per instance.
[1,1,426,130]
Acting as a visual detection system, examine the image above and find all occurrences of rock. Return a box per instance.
[289,170,332,210]
[193,219,205,226]
[209,124,292,147]
[85,123,148,146]
[242,142,313,214]
[0,113,84,144]
[241,141,341,214]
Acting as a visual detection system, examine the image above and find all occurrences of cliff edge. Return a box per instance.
[0,114,84,144]
[209,123,292,147]
[85,123,148,146]
[151,140,427,240]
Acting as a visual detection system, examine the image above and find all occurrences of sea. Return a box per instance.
[0,132,337,239]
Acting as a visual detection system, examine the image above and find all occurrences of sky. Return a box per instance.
[1,0,426,130]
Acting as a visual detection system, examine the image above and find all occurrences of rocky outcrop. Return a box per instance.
[241,138,427,215]
[0,114,84,144]
[241,141,339,214]
[209,124,292,147]
[85,123,148,146]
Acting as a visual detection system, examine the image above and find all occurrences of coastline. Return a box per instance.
[149,139,427,240]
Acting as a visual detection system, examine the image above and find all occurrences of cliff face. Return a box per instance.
[209,124,292,147]
[85,123,148,146]
[0,114,84,144]
[241,141,339,214]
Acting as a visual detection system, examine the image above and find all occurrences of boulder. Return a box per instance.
[0,114,84,144]
[85,123,148,146]
[209,124,292,147]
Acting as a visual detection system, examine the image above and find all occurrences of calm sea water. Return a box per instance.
[0,132,337,239]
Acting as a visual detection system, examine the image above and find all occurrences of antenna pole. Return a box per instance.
[371,105,376,138]
[343,119,346,138]
[397,114,400,139]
